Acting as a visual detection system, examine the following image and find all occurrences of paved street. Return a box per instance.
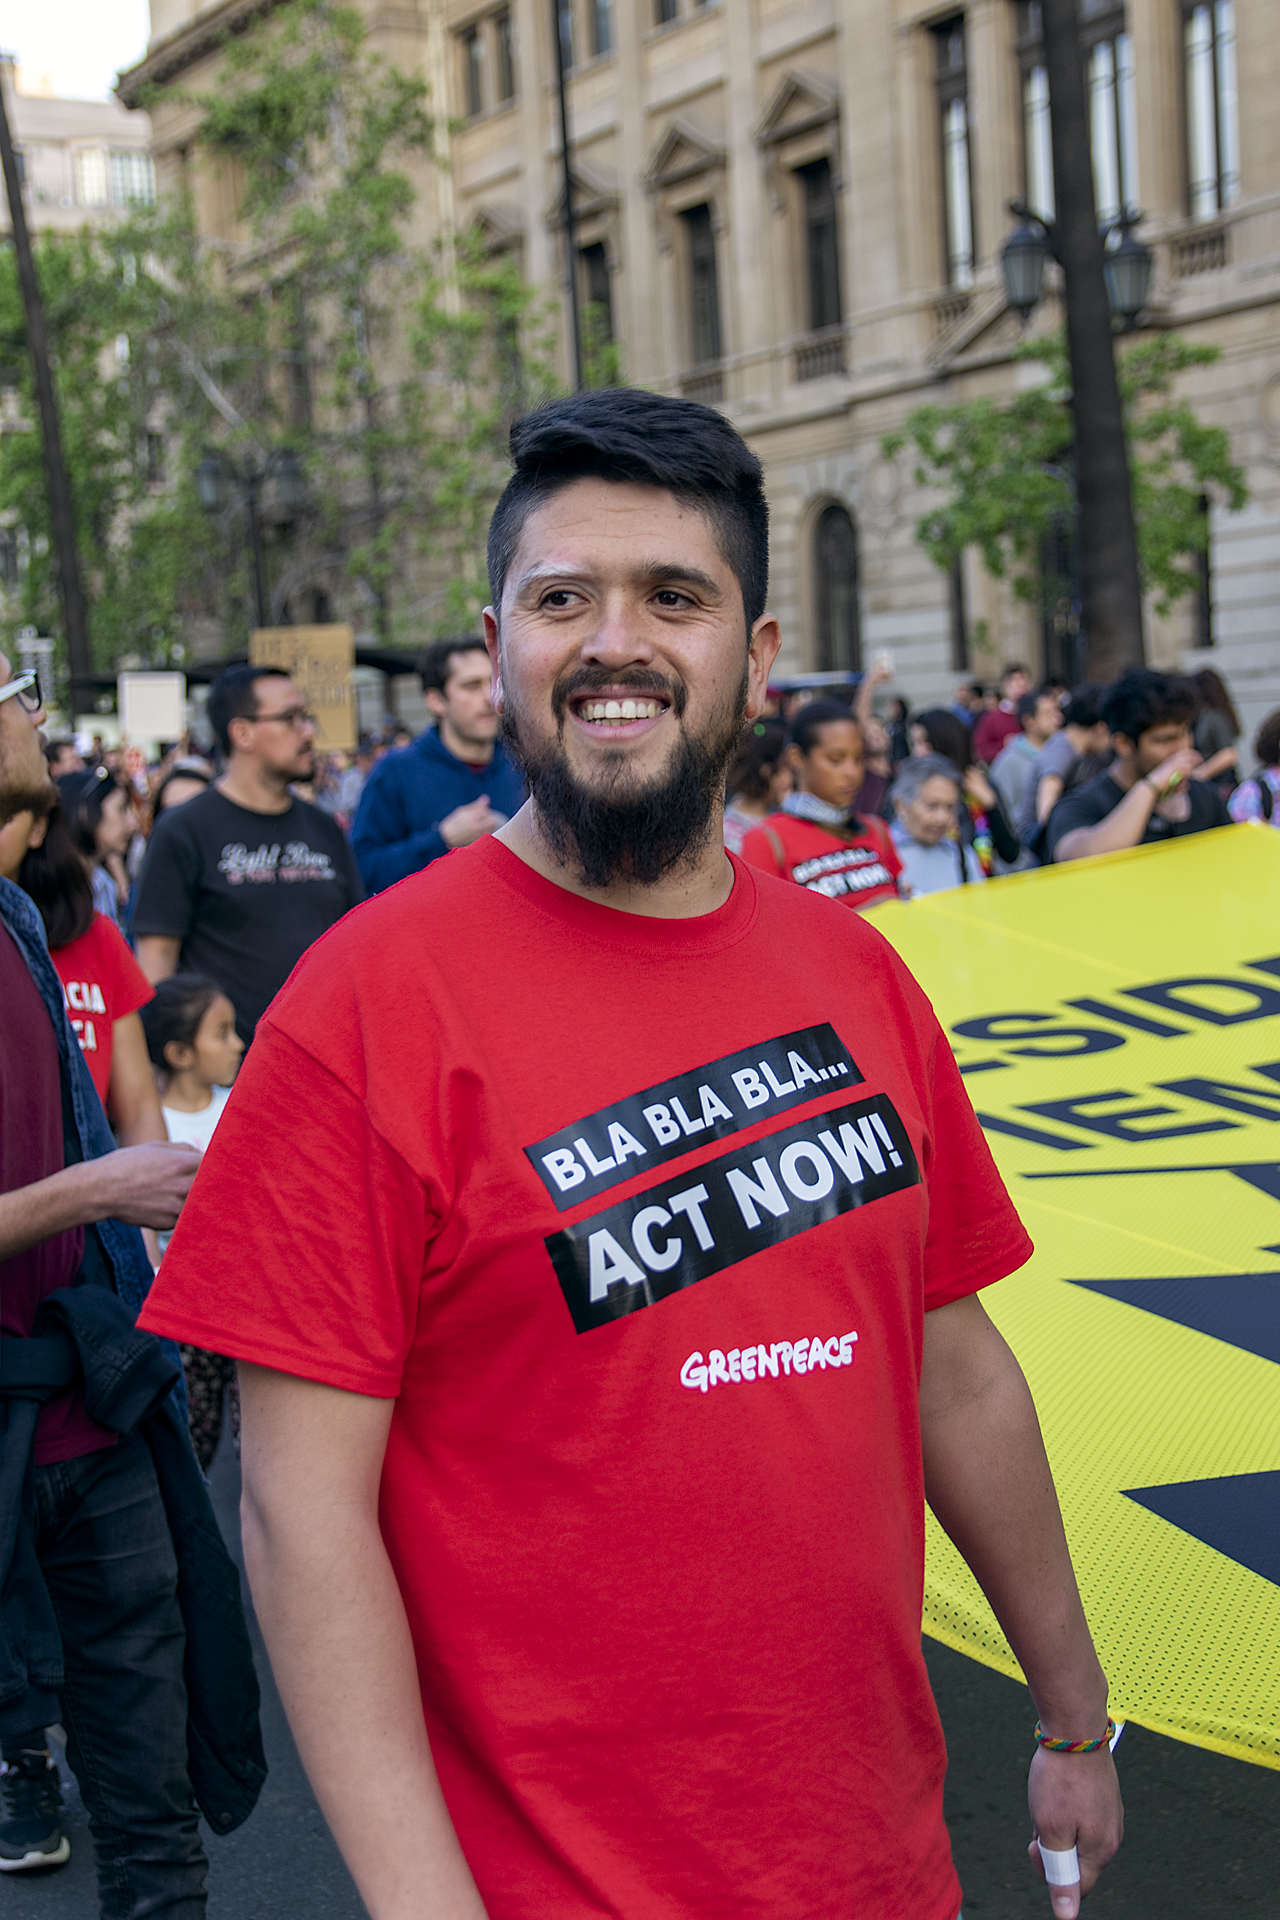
[4,1423,1276,1919]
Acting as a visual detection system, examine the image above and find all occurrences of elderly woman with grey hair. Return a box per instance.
[889,754,987,898]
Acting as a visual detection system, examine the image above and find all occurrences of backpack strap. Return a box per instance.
[1259,774,1274,822]
[762,823,791,879]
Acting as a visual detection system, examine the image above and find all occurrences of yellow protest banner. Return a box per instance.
[868,824,1280,1768]
[249,625,356,752]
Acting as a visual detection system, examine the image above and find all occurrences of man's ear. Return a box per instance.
[27,813,49,850]
[423,686,447,721]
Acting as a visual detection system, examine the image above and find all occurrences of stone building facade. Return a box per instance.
[122,0,1280,737]
[0,58,154,240]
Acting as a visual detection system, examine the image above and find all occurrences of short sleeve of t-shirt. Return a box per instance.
[132,811,200,941]
[1036,731,1077,784]
[51,914,154,1104]
[148,1020,434,1395]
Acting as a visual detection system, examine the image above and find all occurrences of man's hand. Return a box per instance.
[90,1142,202,1230]
[1143,746,1201,798]
[1028,1744,1124,1917]
[439,798,503,849]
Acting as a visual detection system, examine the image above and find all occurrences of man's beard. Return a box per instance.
[0,769,55,831]
[501,663,748,889]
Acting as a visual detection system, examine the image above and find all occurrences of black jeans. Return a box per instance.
[34,1428,208,1919]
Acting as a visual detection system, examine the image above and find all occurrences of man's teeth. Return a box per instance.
[579,698,663,723]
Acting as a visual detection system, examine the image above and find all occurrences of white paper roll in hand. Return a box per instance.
[1039,1844,1080,1887]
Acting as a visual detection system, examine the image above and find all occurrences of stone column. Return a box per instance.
[720,0,770,400]
[614,0,656,379]
[1129,0,1184,224]
[966,0,1020,271]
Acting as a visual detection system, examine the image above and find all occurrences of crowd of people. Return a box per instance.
[0,381,1275,1918]
[728,659,1276,912]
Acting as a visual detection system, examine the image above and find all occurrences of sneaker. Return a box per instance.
[0,1751,70,1871]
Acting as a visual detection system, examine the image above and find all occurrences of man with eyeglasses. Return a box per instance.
[133,665,362,1046]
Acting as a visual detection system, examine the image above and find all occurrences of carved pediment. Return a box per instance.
[644,121,726,191]
[544,162,620,227]
[756,70,840,149]
[470,202,526,254]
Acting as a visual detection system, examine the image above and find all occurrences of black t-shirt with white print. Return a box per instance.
[133,788,363,1042]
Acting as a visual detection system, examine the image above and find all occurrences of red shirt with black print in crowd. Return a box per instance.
[50,912,154,1106]
[740,809,902,911]
[140,839,1031,1920]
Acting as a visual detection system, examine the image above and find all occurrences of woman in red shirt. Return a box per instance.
[741,698,901,910]
[18,805,165,1153]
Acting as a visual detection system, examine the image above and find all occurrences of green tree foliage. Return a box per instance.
[882,331,1248,617]
[0,0,575,679]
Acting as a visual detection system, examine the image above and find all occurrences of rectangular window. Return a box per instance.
[144,432,165,485]
[461,25,485,116]
[74,149,109,207]
[656,0,678,20]
[1023,63,1054,217]
[1016,2,1137,224]
[799,158,842,332]
[1194,494,1213,646]
[556,0,576,69]
[109,150,155,206]
[579,242,614,338]
[934,18,975,290]
[591,0,614,56]
[494,9,516,102]
[1184,0,1239,216]
[682,204,722,366]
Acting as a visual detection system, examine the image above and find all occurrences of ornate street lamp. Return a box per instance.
[1102,219,1155,330]
[197,447,309,626]
[1000,212,1052,322]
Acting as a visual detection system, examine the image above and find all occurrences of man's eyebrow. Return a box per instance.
[512,560,725,598]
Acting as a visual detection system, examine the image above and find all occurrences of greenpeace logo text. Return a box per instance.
[681,1332,857,1392]
[546,1093,919,1333]
[526,1023,860,1210]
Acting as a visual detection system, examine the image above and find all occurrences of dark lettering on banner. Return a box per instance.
[546,1093,918,1333]
[527,1023,861,1210]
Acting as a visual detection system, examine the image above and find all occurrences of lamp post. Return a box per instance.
[197,449,307,628]
[998,0,1157,682]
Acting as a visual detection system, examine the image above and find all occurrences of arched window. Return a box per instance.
[813,503,861,672]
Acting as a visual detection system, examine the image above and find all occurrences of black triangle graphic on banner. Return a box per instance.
[1069,1274,1280,1369]
[1123,1474,1280,1589]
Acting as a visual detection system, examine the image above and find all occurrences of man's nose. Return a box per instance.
[582,597,655,666]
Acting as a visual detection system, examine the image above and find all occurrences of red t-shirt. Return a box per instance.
[0,927,115,1466]
[740,809,902,910]
[51,914,154,1106]
[971,706,1021,767]
[140,840,1032,1920]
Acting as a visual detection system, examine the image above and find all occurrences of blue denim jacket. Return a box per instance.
[0,877,155,1317]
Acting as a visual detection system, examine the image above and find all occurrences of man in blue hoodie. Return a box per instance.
[352,639,526,892]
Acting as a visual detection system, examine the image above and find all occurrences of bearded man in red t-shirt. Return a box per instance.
[141,391,1123,1920]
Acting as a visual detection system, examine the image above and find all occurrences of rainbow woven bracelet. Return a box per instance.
[1034,1717,1116,1754]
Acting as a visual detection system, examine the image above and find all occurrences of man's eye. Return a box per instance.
[540,589,578,609]
[654,590,692,609]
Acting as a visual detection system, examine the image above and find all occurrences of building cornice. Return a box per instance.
[115,0,284,107]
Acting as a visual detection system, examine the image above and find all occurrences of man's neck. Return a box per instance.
[495,802,735,921]
[0,809,36,882]
[216,759,295,815]
[439,719,494,768]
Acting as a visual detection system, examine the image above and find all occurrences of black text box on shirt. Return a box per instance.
[525,1023,862,1211]
[545,1093,920,1334]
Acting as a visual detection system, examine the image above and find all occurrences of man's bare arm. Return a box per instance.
[1035,773,1065,824]
[0,1143,201,1260]
[920,1293,1123,1919]
[238,1366,489,1920]
[135,935,182,985]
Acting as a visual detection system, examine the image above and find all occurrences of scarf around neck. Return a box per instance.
[782,789,852,829]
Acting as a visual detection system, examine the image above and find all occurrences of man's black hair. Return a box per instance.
[207,664,291,758]
[789,698,862,757]
[1102,669,1196,746]
[1063,684,1105,730]
[1254,707,1280,771]
[487,389,769,630]
[1000,661,1030,685]
[1017,691,1045,725]
[420,637,489,697]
